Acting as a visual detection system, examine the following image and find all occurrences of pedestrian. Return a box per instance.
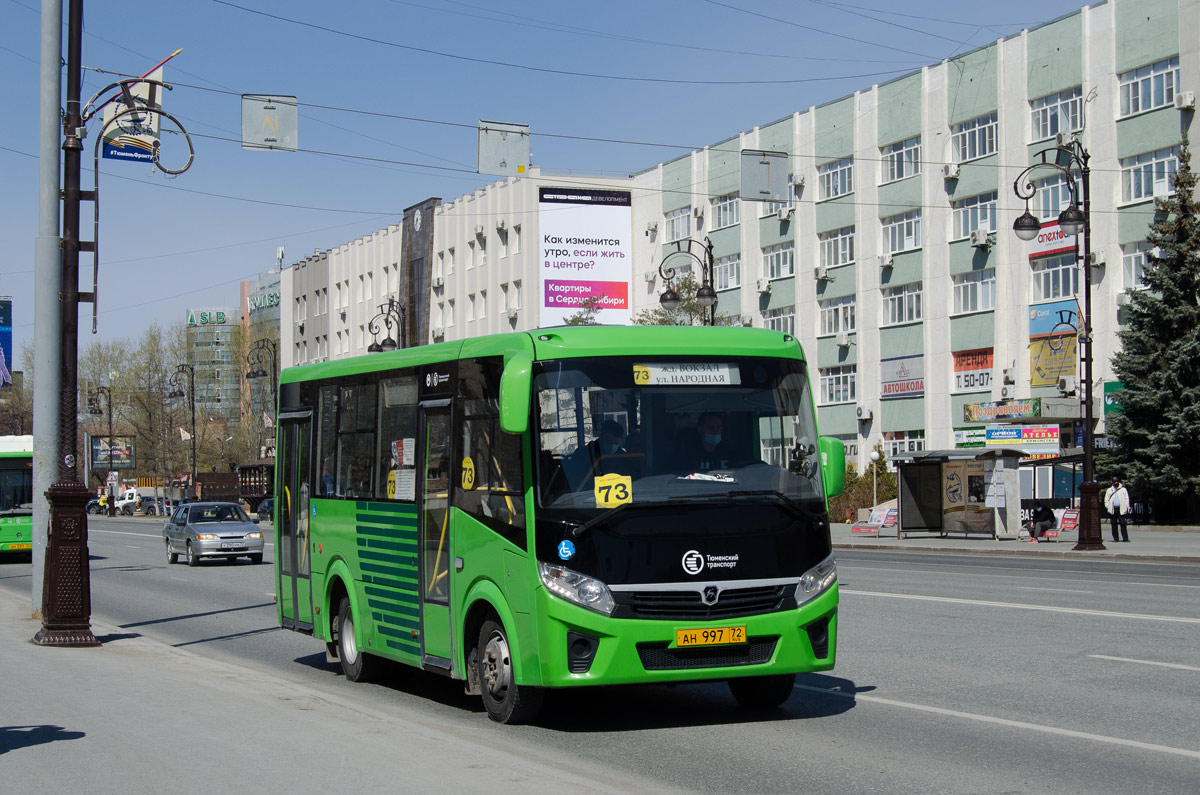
[1104,476,1131,542]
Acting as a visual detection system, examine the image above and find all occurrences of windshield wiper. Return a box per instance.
[719,489,826,524]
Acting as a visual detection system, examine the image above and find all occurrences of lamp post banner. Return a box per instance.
[538,187,632,326]
[101,67,163,163]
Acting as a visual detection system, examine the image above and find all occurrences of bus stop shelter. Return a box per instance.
[889,448,1026,540]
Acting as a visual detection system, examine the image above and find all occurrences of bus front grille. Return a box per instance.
[620,585,789,620]
[636,637,778,670]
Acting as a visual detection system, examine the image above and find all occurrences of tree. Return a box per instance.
[828,442,897,523]
[562,296,603,326]
[1104,134,1200,519]
[634,274,739,326]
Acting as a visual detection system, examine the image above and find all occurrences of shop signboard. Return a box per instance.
[985,424,1059,456]
[963,398,1041,423]
[953,348,993,393]
[880,354,924,399]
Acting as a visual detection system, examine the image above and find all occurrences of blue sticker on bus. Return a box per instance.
[311,504,317,518]
[557,540,575,560]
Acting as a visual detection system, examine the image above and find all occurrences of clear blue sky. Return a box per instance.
[1,0,1090,359]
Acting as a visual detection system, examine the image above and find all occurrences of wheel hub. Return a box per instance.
[482,632,511,696]
[341,616,358,664]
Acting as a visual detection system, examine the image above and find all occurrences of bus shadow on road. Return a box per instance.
[0,724,85,755]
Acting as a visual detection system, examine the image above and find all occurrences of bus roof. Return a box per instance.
[280,326,804,384]
[0,436,34,456]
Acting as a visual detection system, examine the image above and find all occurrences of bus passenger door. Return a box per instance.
[419,400,453,666]
[278,411,314,631]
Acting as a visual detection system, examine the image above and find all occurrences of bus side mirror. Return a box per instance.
[818,437,845,497]
[499,350,533,435]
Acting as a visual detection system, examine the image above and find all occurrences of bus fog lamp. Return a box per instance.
[795,555,837,605]
[539,562,615,616]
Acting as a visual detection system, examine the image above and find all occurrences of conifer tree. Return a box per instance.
[1105,134,1200,517]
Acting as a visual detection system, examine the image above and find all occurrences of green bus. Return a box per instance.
[274,326,844,723]
[0,436,34,555]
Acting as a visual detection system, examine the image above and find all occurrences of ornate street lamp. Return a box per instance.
[87,385,116,517]
[366,296,406,353]
[1013,138,1104,551]
[168,363,196,497]
[658,237,717,325]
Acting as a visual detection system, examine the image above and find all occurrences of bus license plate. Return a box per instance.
[6,543,31,550]
[675,626,746,647]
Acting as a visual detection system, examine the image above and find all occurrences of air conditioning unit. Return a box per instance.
[969,229,992,248]
[757,277,772,293]
[1002,367,1016,385]
[1116,292,1132,307]
[777,206,794,220]
[740,314,754,327]
[856,405,873,421]
[430,326,445,339]
[943,163,960,179]
[645,221,658,235]
[1175,91,1197,110]
[835,331,851,347]
[1057,375,1076,395]
[506,307,519,320]
[793,174,805,188]
[496,219,507,231]
[882,255,894,268]
[473,224,484,236]
[1089,251,1106,267]
[814,265,829,281]
[643,271,657,283]
[693,206,704,218]
[432,276,444,288]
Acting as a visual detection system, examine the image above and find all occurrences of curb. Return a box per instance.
[832,541,1198,563]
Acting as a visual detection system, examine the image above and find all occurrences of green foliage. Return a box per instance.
[827,442,897,522]
[1106,134,1200,511]
[562,296,603,326]
[634,274,739,326]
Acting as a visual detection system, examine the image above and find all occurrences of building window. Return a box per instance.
[1121,242,1151,290]
[763,242,795,279]
[882,281,923,326]
[819,226,855,268]
[819,365,857,405]
[498,228,508,259]
[512,279,522,309]
[761,177,802,216]
[1121,147,1180,203]
[884,430,925,467]
[478,235,487,268]
[1031,86,1083,141]
[666,207,691,242]
[882,136,920,183]
[447,299,455,327]
[818,295,856,336]
[952,192,998,240]
[764,305,796,336]
[1031,254,1079,302]
[882,209,921,255]
[1119,56,1180,117]
[711,193,740,230]
[500,283,510,311]
[1032,172,1079,219]
[512,224,521,254]
[467,240,476,270]
[468,293,476,322]
[952,268,996,315]
[479,289,487,319]
[818,158,853,200]
[714,253,741,290]
[447,247,455,275]
[952,113,997,162]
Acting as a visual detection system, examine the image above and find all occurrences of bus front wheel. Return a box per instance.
[728,673,796,709]
[336,597,378,683]
[477,619,543,724]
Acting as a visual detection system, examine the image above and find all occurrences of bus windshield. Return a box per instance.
[534,356,824,510]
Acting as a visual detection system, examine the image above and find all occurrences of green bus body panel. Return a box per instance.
[279,327,837,692]
[0,449,33,551]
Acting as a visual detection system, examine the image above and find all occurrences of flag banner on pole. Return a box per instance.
[179,427,192,441]
[263,412,274,429]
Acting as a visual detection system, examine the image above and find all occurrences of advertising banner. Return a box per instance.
[1027,221,1076,259]
[985,424,1059,456]
[963,398,1041,423]
[1029,299,1079,386]
[538,187,632,326]
[952,348,993,393]
[1104,381,1126,415]
[101,68,163,163]
[90,436,136,471]
[0,296,12,387]
[880,354,924,399]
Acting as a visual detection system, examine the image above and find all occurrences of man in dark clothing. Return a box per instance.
[565,420,626,487]
[1028,501,1055,542]
[675,412,733,473]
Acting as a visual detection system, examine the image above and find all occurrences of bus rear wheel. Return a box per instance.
[336,597,378,683]
[728,673,796,709]
[477,619,542,724]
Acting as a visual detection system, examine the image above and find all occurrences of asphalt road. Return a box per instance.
[2,518,1198,794]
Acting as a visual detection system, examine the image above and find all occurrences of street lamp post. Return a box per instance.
[366,297,406,353]
[168,364,196,498]
[869,449,880,508]
[1012,138,1104,551]
[87,385,115,516]
[658,237,717,326]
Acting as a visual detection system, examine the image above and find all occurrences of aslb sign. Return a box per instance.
[188,309,230,326]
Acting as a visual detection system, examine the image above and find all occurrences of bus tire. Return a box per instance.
[336,597,377,683]
[728,673,796,709]
[477,618,543,724]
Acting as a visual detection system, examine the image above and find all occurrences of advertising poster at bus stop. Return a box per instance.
[538,187,632,326]
[0,296,12,387]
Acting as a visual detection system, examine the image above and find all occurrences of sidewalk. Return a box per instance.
[832,523,1200,562]
[0,591,677,795]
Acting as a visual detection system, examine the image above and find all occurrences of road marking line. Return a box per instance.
[1089,654,1200,672]
[1014,586,1094,594]
[793,683,1200,760]
[841,589,1200,623]
[840,563,1200,588]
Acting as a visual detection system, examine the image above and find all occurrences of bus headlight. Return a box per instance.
[795,554,837,606]
[538,562,615,616]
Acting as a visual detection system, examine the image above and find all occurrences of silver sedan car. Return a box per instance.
[163,502,265,567]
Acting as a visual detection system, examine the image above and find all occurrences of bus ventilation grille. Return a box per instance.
[636,637,777,671]
[623,585,788,620]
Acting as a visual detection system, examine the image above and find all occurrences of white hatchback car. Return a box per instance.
[164,502,265,566]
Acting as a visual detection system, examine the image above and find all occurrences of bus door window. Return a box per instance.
[336,384,377,498]
[376,376,420,502]
[421,407,452,605]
